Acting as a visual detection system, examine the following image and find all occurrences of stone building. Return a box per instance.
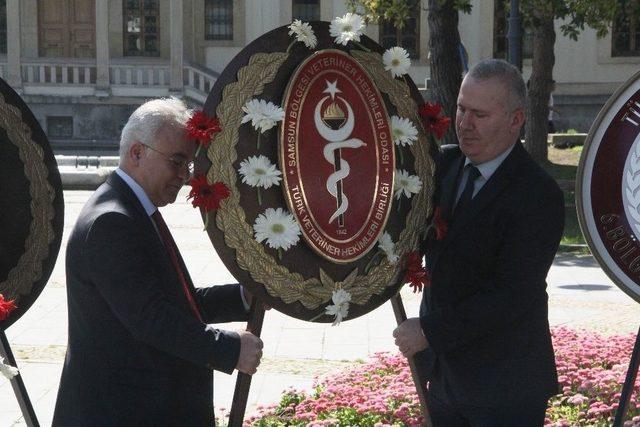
[0,0,637,154]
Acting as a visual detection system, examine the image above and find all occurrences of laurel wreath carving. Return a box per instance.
[0,93,55,302]
[625,138,640,236]
[206,50,436,310]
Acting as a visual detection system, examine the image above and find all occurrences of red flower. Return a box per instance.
[433,206,448,240]
[403,251,430,293]
[419,102,451,140]
[187,174,230,212]
[0,294,17,321]
[186,111,221,147]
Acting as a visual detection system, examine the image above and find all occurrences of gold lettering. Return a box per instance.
[606,226,625,240]
[613,237,632,252]
[623,101,640,127]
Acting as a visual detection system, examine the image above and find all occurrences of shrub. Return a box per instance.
[240,327,640,427]
[243,353,423,426]
[545,327,640,426]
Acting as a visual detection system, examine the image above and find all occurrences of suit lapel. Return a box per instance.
[107,173,203,316]
[107,173,179,282]
[437,143,524,253]
[107,172,148,219]
[439,154,465,221]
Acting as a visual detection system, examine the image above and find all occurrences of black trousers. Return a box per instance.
[426,379,548,427]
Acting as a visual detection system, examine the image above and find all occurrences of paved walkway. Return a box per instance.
[1,189,640,426]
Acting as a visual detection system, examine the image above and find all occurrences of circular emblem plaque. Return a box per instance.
[578,69,640,303]
[199,22,437,322]
[281,50,394,263]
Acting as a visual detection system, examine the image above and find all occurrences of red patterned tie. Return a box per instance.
[151,210,204,322]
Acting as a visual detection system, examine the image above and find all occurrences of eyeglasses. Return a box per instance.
[142,143,194,175]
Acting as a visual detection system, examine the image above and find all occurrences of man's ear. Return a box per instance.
[130,142,144,164]
[511,108,525,135]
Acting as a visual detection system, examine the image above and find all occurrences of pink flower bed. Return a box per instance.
[240,327,640,427]
[244,352,423,426]
[546,327,640,426]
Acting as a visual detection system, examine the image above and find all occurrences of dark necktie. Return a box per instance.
[151,210,204,322]
[453,165,481,218]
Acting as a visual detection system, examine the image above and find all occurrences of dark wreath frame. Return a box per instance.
[197,22,437,322]
[0,78,64,331]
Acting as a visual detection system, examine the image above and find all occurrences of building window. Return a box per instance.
[493,2,533,60]
[0,0,6,54]
[293,0,320,22]
[47,116,73,139]
[205,0,233,40]
[613,1,640,56]
[379,4,419,59]
[124,0,160,57]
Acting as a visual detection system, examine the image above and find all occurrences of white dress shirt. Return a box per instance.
[455,143,516,204]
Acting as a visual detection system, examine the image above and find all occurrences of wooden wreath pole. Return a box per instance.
[0,330,39,427]
[228,299,266,427]
[390,293,433,427]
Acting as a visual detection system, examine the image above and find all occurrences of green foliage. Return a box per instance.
[252,408,387,427]
[346,0,420,29]
[555,0,620,39]
[251,390,390,427]
[249,391,305,426]
[347,0,471,29]
[348,0,620,41]
[546,403,584,425]
[328,408,385,426]
[517,0,620,40]
[279,390,306,411]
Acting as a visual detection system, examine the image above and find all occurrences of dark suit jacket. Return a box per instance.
[419,142,563,407]
[53,173,248,427]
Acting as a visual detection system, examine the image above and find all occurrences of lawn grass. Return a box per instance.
[542,158,578,181]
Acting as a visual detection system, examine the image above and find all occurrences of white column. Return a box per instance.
[95,0,110,92]
[169,0,183,93]
[6,0,21,88]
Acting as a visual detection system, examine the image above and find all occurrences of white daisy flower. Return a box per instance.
[383,46,411,78]
[288,20,317,49]
[253,207,301,251]
[238,155,282,189]
[377,232,399,264]
[391,116,418,147]
[0,358,18,380]
[330,13,365,46]
[394,169,422,199]
[325,289,351,326]
[241,99,285,134]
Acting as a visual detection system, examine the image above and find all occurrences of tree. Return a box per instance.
[347,0,421,42]
[348,0,470,145]
[348,0,622,161]
[426,0,470,145]
[520,0,619,163]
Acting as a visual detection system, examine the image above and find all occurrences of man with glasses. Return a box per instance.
[53,98,263,426]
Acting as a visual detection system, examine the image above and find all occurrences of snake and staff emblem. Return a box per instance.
[314,80,366,228]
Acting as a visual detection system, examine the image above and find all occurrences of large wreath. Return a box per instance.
[199,20,438,322]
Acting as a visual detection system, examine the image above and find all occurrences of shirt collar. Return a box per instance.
[115,168,157,216]
[464,143,515,181]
